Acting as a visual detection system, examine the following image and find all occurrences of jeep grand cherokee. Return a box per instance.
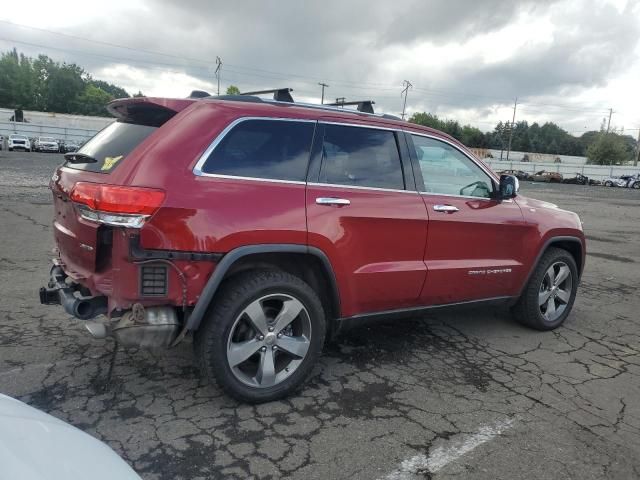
[40,92,585,403]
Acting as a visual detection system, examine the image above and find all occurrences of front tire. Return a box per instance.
[632,181,640,189]
[194,269,326,403]
[604,181,613,187]
[512,247,578,330]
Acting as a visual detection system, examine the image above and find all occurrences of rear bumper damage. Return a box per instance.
[39,265,107,320]
[39,264,181,348]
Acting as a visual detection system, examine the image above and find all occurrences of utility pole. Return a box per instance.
[606,108,613,133]
[318,82,329,104]
[401,80,412,120]
[215,56,222,96]
[635,128,640,166]
[506,97,518,161]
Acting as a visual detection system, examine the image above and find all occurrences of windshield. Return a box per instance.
[65,121,158,173]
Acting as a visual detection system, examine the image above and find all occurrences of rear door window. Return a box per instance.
[65,121,157,173]
[318,124,404,190]
[200,119,315,182]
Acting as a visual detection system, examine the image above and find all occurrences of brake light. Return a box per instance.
[70,182,165,228]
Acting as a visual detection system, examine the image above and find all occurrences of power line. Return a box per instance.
[215,56,222,96]
[401,80,412,120]
[506,97,518,161]
[318,82,329,104]
[0,26,629,133]
[0,29,619,115]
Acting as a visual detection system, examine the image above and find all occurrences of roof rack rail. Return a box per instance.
[200,88,403,121]
[325,99,376,114]
[240,88,294,103]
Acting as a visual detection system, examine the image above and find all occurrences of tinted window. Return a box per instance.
[66,121,157,173]
[412,135,493,198]
[201,119,315,181]
[319,125,404,190]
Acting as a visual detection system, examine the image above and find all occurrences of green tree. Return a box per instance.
[226,85,240,95]
[88,79,129,99]
[133,90,145,97]
[409,112,490,148]
[587,133,631,165]
[75,84,113,116]
[0,49,135,116]
[45,63,85,113]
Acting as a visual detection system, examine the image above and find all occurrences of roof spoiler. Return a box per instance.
[107,97,196,126]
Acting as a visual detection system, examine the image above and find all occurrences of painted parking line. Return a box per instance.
[382,418,514,479]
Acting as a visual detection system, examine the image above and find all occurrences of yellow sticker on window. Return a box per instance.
[101,155,123,171]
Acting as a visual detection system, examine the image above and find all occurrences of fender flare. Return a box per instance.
[517,235,585,298]
[185,244,340,331]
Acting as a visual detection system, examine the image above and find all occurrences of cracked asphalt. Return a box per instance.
[1,150,639,479]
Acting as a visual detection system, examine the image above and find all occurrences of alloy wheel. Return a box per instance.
[226,294,312,388]
[538,261,573,323]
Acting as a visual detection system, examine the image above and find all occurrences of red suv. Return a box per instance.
[40,92,585,403]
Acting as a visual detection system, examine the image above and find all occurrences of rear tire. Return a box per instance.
[194,269,326,403]
[632,181,640,189]
[604,181,613,187]
[512,247,578,331]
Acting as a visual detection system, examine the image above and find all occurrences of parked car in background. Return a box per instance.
[0,135,3,150]
[629,176,640,189]
[603,175,635,187]
[562,173,589,185]
[533,170,563,182]
[39,93,586,403]
[7,134,31,151]
[60,141,80,153]
[497,169,533,181]
[34,136,60,153]
[0,393,141,480]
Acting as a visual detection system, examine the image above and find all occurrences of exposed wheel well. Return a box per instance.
[545,239,583,276]
[220,252,340,332]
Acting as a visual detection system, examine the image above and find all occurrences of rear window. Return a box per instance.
[200,119,315,181]
[65,121,157,173]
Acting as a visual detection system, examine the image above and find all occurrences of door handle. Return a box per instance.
[433,204,459,213]
[316,197,351,206]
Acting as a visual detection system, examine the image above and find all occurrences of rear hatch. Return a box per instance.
[49,97,193,280]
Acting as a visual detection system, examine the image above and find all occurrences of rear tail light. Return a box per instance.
[70,182,165,228]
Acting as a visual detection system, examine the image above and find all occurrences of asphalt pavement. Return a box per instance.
[1,150,639,479]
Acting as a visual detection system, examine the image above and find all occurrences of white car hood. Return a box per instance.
[0,394,140,480]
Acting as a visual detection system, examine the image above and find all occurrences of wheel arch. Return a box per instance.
[517,235,585,298]
[186,244,340,332]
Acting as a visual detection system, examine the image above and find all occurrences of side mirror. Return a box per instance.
[499,174,519,199]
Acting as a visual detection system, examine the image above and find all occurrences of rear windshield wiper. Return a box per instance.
[64,152,97,164]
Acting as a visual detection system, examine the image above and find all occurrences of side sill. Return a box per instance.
[334,296,515,334]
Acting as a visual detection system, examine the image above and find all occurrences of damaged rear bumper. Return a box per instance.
[39,265,107,320]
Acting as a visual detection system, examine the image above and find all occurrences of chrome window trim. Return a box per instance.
[419,191,494,201]
[404,131,500,193]
[192,116,317,179]
[195,173,306,185]
[308,182,419,195]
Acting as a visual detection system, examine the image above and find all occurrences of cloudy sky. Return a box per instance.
[1,0,639,135]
